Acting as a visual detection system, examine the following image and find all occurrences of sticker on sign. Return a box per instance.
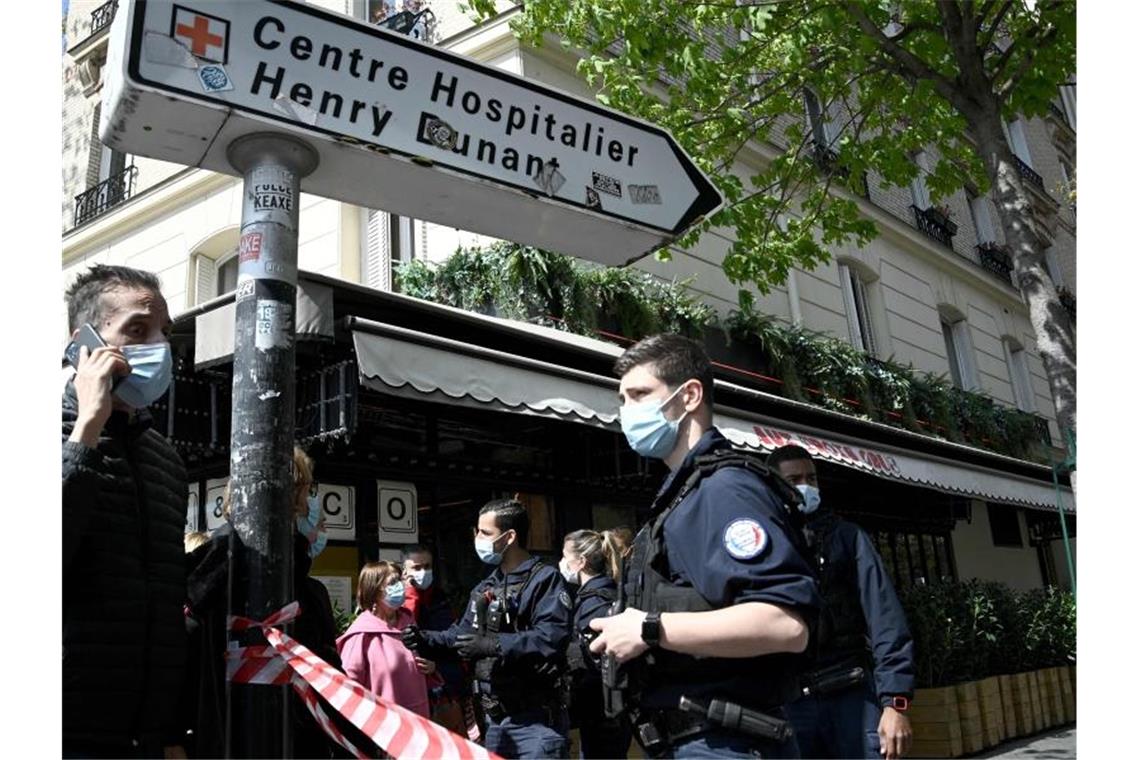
[101,0,722,266]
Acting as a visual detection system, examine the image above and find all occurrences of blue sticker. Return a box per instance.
[198,64,233,93]
[723,518,768,560]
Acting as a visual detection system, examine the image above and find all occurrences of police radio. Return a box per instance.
[474,590,492,633]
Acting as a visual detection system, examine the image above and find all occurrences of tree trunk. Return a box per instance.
[971,109,1076,472]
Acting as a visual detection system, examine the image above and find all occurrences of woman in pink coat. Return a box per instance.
[337,561,435,717]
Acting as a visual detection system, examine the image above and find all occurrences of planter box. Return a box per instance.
[1066,665,1077,722]
[1011,672,1037,736]
[977,676,1005,747]
[1048,666,1071,725]
[909,686,964,758]
[956,681,985,754]
[1027,670,1046,733]
[703,328,773,380]
[998,674,1017,739]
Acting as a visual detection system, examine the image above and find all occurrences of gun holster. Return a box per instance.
[799,662,867,698]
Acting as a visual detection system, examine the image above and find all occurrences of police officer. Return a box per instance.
[770,444,915,759]
[402,498,572,759]
[560,529,633,758]
[589,334,820,759]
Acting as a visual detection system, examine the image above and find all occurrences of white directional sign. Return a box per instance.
[101,0,722,264]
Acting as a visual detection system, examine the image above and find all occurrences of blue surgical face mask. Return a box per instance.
[113,342,173,409]
[296,495,328,558]
[383,581,406,608]
[620,383,690,459]
[475,533,506,565]
[796,484,822,514]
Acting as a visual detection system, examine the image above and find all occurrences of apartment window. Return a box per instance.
[909,151,932,210]
[216,254,239,296]
[803,89,835,148]
[941,316,977,390]
[839,263,877,356]
[364,210,418,291]
[1003,339,1036,412]
[1059,84,1076,129]
[987,503,1024,548]
[1043,246,1063,286]
[968,193,997,245]
[1002,119,1033,167]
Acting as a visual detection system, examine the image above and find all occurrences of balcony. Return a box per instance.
[911,205,957,248]
[1013,155,1045,191]
[73,165,138,228]
[89,0,118,39]
[810,141,869,199]
[1032,415,1052,447]
[1057,285,1076,322]
[976,242,1014,286]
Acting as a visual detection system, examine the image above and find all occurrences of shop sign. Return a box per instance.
[751,425,904,478]
[316,483,355,540]
[377,480,418,544]
[205,477,230,531]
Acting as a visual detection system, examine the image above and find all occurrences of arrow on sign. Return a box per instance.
[101,0,723,265]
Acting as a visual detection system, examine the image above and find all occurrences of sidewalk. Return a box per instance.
[969,725,1075,758]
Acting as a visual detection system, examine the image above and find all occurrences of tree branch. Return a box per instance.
[997,24,1060,100]
[978,0,1015,51]
[843,2,969,114]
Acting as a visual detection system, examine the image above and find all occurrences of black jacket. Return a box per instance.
[62,382,189,752]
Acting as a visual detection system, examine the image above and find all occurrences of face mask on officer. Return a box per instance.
[796,484,822,514]
[559,556,582,585]
[475,530,511,565]
[620,381,693,459]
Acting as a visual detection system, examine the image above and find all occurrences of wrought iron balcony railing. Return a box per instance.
[1048,102,1070,128]
[1057,286,1076,322]
[89,0,118,39]
[911,205,957,248]
[810,141,870,199]
[73,165,137,228]
[1032,415,1052,447]
[976,242,1014,285]
[1013,155,1045,191]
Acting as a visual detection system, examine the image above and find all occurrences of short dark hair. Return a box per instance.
[400,544,432,562]
[767,444,814,472]
[479,498,529,549]
[612,333,715,407]
[65,264,162,332]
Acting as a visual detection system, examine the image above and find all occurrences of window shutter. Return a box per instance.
[839,264,867,352]
[969,195,996,244]
[194,253,217,305]
[1004,341,1035,412]
[952,320,978,390]
[364,208,391,290]
[910,152,932,210]
[86,103,103,188]
[1005,120,1032,167]
[852,276,877,356]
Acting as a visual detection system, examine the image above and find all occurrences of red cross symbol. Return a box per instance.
[176,15,223,57]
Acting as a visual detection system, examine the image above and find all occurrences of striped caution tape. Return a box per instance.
[228,604,500,760]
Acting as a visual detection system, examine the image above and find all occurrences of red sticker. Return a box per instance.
[239,232,262,263]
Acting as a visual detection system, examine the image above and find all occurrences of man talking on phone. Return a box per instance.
[62,265,189,759]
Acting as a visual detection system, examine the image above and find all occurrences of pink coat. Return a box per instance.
[335,607,430,717]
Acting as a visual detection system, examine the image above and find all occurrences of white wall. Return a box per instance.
[951,500,1044,592]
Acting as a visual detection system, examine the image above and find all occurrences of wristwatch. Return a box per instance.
[881,695,911,712]
[641,612,662,647]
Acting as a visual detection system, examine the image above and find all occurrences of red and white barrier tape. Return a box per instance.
[228,604,500,760]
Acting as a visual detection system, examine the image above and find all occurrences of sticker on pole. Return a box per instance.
[255,300,293,351]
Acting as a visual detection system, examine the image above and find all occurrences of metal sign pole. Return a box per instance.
[224,133,318,759]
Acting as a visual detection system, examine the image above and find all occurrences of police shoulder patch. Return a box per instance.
[559,591,573,609]
[723,518,768,560]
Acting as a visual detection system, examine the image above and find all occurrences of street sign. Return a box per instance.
[101,0,723,265]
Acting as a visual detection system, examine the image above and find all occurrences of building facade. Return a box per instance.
[62,0,1076,602]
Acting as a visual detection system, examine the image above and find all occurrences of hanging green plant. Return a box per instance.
[435,245,501,313]
[581,266,661,339]
[394,258,439,302]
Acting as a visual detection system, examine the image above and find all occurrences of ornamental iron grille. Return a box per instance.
[911,204,956,248]
[89,1,118,38]
[977,242,1014,285]
[73,164,137,227]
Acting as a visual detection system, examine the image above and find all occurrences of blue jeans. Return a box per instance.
[671,727,800,759]
[485,707,570,759]
[784,677,882,759]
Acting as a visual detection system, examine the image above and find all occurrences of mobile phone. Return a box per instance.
[64,323,126,388]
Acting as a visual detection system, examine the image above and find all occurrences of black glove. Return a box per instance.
[401,624,426,652]
[456,632,500,659]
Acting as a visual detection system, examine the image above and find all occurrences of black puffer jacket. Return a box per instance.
[62,382,188,753]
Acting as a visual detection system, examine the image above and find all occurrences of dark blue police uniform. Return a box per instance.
[425,556,572,759]
[626,429,820,759]
[566,574,633,758]
[784,511,915,759]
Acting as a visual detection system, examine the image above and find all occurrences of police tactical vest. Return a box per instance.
[565,585,617,685]
[625,448,814,709]
[804,512,869,659]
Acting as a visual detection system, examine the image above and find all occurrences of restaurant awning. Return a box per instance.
[349,317,1074,514]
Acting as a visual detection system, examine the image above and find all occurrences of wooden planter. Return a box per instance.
[1067,664,1077,721]
[1048,667,1067,726]
[1010,672,1037,736]
[1049,666,1073,724]
[998,674,1017,739]
[977,676,1004,747]
[1027,670,1046,733]
[909,685,964,758]
[956,681,985,754]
